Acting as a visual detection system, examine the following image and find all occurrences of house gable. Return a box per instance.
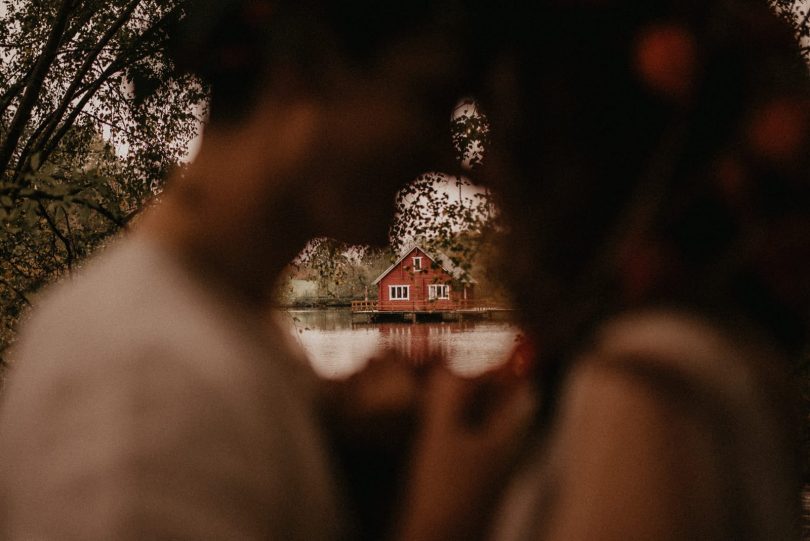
[374,245,474,311]
[372,245,464,285]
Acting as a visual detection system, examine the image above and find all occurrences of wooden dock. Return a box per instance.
[350,299,513,323]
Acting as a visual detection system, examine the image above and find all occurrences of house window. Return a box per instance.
[412,257,422,271]
[428,284,450,300]
[389,285,410,300]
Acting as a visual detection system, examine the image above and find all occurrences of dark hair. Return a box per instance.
[478,0,810,372]
[171,0,468,124]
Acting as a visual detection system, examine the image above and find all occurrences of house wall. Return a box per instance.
[377,247,472,311]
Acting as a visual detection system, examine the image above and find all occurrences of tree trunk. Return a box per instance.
[0,0,76,179]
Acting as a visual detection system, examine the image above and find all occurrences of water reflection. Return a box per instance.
[282,309,521,378]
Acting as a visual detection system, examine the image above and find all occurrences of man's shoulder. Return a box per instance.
[23,237,177,347]
[11,235,239,376]
[6,236,279,422]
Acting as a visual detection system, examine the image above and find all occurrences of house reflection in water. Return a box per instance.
[285,309,519,378]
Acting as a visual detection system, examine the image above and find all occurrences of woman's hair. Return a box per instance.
[170,0,469,124]
[480,0,810,370]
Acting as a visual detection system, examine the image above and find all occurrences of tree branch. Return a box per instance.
[5,254,37,282]
[28,0,141,167]
[62,206,77,256]
[0,277,32,308]
[71,196,126,228]
[0,77,28,119]
[34,44,162,169]
[20,5,181,180]
[0,0,77,180]
[10,109,60,182]
[36,200,74,273]
[0,184,126,229]
[78,109,154,148]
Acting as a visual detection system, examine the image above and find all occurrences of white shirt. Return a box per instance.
[0,234,345,540]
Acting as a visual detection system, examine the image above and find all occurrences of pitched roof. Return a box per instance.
[371,244,477,285]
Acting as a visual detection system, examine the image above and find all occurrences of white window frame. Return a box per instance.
[412,257,422,271]
[389,285,410,300]
[428,284,450,300]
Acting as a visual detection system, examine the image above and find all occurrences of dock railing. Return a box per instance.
[457,299,510,311]
[351,298,510,312]
[351,299,379,312]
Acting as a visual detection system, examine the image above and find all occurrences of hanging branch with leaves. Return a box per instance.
[0,0,205,357]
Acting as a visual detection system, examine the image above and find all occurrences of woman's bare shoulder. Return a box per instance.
[577,309,784,407]
[538,309,797,540]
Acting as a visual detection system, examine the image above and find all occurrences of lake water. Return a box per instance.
[282,308,521,379]
[284,310,810,530]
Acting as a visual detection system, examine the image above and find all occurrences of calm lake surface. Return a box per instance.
[282,308,521,379]
[285,310,810,529]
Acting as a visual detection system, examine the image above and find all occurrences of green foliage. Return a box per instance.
[768,1,810,483]
[390,173,497,284]
[285,101,499,302]
[770,0,810,61]
[450,99,490,170]
[0,0,203,361]
[286,239,393,302]
[390,100,498,286]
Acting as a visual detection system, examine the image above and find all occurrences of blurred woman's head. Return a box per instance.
[474,0,810,365]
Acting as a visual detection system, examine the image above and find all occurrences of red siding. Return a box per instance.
[377,248,472,311]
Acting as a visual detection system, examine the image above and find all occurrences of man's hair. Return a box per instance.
[171,0,466,124]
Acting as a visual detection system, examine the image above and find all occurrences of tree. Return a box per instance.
[289,239,393,302]
[767,0,810,485]
[0,0,204,361]
[282,100,497,302]
[770,0,810,61]
[389,99,497,284]
[2,0,807,367]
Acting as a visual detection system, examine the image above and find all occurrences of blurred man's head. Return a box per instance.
[175,0,472,124]
[145,0,481,303]
[166,0,476,248]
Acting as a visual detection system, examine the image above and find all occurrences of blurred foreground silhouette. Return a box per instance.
[471,0,810,539]
[0,0,808,540]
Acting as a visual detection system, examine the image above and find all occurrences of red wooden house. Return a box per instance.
[372,245,475,312]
